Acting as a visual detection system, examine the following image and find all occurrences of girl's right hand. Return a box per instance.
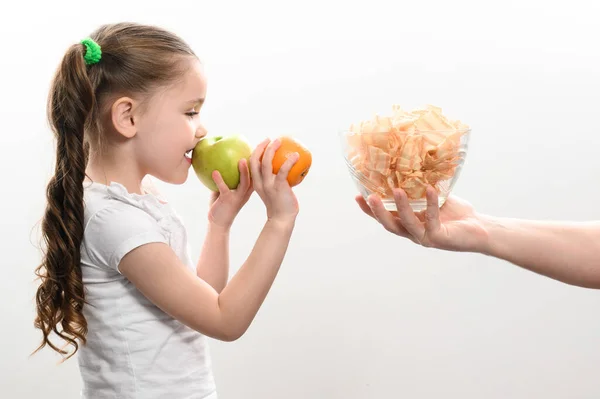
[249,138,300,224]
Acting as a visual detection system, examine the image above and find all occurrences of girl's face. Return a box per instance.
[134,58,208,185]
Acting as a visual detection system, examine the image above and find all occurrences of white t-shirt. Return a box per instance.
[78,178,217,399]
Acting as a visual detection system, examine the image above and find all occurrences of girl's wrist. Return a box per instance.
[207,220,232,235]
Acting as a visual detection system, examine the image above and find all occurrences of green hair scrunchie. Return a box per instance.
[80,38,102,65]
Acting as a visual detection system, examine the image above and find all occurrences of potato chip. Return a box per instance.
[345,104,469,200]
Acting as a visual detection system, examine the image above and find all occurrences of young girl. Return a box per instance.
[34,22,301,398]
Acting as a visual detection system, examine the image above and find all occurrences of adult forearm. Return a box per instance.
[478,215,600,288]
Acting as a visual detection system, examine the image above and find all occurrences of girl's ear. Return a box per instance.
[110,97,138,139]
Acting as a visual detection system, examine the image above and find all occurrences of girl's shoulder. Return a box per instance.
[83,176,170,220]
[82,178,173,272]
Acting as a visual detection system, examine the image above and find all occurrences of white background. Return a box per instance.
[2,0,600,398]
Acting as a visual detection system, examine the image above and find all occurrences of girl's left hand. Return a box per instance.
[207,159,253,229]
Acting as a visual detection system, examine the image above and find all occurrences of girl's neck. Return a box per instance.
[85,155,146,196]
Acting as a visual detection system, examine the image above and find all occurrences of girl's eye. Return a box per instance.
[186,111,199,118]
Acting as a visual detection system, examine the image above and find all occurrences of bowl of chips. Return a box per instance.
[340,104,471,212]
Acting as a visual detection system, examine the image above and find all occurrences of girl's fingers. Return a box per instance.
[249,138,270,190]
[275,152,299,184]
[261,138,280,180]
[212,170,230,195]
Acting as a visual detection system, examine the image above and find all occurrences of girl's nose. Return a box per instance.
[195,125,207,139]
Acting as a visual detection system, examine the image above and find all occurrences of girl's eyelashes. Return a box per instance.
[185,111,199,118]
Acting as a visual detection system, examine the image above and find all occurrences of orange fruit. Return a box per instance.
[262,136,312,186]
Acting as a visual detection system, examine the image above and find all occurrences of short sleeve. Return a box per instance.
[84,203,169,273]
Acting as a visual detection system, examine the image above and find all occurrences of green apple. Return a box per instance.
[191,134,253,191]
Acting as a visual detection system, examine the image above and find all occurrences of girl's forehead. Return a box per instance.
[168,61,207,100]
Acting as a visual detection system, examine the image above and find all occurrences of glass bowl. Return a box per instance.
[340,127,471,212]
